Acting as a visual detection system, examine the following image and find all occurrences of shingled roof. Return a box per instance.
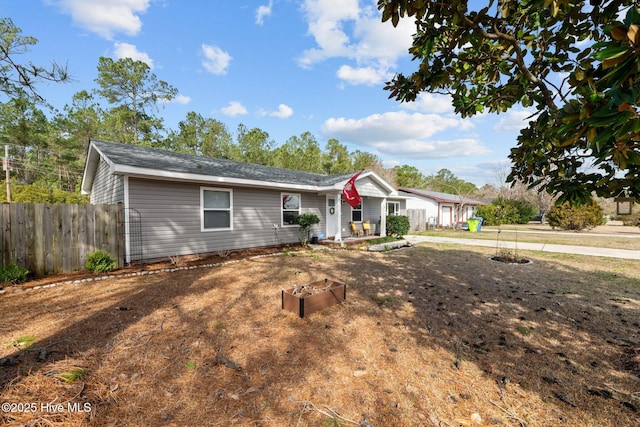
[398,187,484,205]
[82,139,382,193]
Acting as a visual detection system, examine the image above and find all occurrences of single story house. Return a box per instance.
[397,187,484,228]
[82,140,405,263]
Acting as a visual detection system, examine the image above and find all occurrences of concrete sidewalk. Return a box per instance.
[405,235,640,260]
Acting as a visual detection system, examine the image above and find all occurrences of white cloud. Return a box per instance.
[382,159,401,169]
[255,0,273,25]
[172,94,191,104]
[268,104,294,119]
[372,138,486,158]
[52,0,150,39]
[113,42,154,68]
[298,0,414,85]
[158,93,190,105]
[322,111,486,159]
[201,44,232,75]
[493,109,537,132]
[399,93,454,114]
[298,0,359,68]
[220,101,248,116]
[336,65,389,86]
[453,160,513,186]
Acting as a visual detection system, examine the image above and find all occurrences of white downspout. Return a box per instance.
[335,191,343,242]
[123,176,131,264]
[380,198,387,237]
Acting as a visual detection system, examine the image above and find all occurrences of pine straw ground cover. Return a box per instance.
[0,244,639,427]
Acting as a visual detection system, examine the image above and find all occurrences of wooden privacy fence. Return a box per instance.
[407,209,427,232]
[1,203,123,276]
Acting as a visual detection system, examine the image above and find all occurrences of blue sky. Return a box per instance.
[1,0,532,186]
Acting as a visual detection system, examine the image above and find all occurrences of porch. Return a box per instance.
[318,172,404,242]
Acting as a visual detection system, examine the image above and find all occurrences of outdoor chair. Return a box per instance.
[351,222,364,237]
[362,220,371,236]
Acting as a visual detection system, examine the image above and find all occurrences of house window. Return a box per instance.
[352,202,362,222]
[387,201,400,216]
[282,193,301,226]
[201,188,232,231]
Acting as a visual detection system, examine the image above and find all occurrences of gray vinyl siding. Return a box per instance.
[355,177,388,198]
[300,191,325,239]
[90,159,124,204]
[365,197,383,224]
[127,178,326,261]
[340,196,385,235]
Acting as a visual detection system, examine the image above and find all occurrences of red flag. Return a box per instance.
[342,171,362,208]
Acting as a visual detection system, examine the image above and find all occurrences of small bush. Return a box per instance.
[547,201,605,231]
[475,197,537,226]
[293,213,320,245]
[0,183,89,204]
[294,213,320,231]
[386,215,410,237]
[0,263,30,285]
[618,213,640,227]
[85,250,116,273]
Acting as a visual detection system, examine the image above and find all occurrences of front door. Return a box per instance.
[326,197,339,238]
[441,206,452,227]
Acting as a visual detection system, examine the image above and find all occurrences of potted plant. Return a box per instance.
[294,213,320,246]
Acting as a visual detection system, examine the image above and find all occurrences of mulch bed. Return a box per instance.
[1,244,639,426]
[1,245,304,292]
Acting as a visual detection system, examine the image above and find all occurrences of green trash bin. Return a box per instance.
[467,218,479,232]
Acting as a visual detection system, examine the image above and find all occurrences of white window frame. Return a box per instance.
[281,192,301,227]
[387,201,400,216]
[201,187,233,232]
[351,201,363,223]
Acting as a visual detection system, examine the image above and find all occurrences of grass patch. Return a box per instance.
[371,294,393,305]
[56,368,85,382]
[364,236,402,246]
[214,321,225,329]
[516,325,532,336]
[13,335,36,348]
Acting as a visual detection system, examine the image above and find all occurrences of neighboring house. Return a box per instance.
[81,140,403,263]
[397,187,484,228]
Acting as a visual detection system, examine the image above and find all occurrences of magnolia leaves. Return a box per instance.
[511,4,640,201]
[602,5,640,66]
[379,0,640,201]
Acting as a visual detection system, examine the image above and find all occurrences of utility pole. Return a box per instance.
[3,145,10,202]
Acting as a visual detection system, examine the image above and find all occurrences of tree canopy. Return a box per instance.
[426,168,478,196]
[394,165,427,188]
[0,18,69,102]
[94,57,177,144]
[378,0,640,203]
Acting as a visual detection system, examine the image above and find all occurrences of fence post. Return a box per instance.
[33,203,45,276]
[117,203,125,268]
[1,203,10,268]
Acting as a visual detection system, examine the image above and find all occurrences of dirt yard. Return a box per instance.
[0,243,639,426]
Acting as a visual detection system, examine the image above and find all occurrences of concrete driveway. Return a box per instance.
[405,235,640,260]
